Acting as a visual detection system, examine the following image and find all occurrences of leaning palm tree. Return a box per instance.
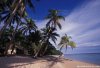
[46,9,65,29]
[42,27,59,44]
[34,27,60,57]
[19,18,37,56]
[0,8,23,54]
[41,27,60,56]
[27,30,42,55]
[2,26,15,55]
[11,30,25,54]
[0,0,35,38]
[58,34,76,57]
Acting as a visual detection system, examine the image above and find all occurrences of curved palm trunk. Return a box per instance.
[41,40,49,56]
[41,44,48,56]
[58,45,64,58]
[34,39,45,58]
[4,41,12,55]
[34,36,50,57]
[11,43,15,55]
[0,0,22,38]
[34,42,42,58]
[2,0,22,56]
[11,22,20,55]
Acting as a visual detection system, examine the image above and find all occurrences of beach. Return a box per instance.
[0,56,98,68]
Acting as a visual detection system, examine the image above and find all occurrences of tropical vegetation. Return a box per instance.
[0,0,76,57]
[58,34,76,52]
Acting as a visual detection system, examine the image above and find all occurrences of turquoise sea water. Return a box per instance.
[64,53,100,65]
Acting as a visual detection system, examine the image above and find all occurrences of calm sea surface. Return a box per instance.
[64,53,100,65]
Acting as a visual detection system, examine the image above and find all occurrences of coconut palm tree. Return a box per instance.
[27,30,42,55]
[30,30,42,44]
[0,0,36,55]
[0,27,13,55]
[11,30,25,54]
[19,18,37,35]
[17,18,37,56]
[42,27,59,44]
[37,27,59,56]
[58,34,76,55]
[0,9,24,52]
[46,9,65,29]
[1,26,15,55]
[0,0,35,37]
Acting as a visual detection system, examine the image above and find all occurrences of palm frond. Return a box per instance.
[58,16,65,21]
[27,0,35,11]
[52,33,60,37]
[68,41,76,48]
[46,19,52,27]
[0,13,9,22]
[0,10,9,14]
[57,22,62,29]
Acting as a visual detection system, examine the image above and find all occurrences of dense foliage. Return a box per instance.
[0,0,76,57]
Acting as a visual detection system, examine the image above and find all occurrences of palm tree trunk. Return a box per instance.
[34,44,42,58]
[11,44,15,55]
[34,39,45,58]
[42,44,48,56]
[34,37,50,58]
[4,41,12,56]
[0,0,22,38]
[58,46,63,58]
[11,22,19,55]
[2,0,22,56]
[41,39,49,56]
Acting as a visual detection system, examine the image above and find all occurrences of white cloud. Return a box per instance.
[36,0,100,47]
[36,20,48,29]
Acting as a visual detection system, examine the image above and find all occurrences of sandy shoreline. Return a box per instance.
[0,55,98,68]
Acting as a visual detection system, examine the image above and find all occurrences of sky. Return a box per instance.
[27,0,100,54]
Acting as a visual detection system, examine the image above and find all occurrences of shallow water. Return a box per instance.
[64,53,100,65]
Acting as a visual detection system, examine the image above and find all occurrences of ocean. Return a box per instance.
[64,53,100,65]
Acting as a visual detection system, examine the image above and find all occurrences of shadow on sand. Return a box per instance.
[0,56,36,68]
[0,55,68,68]
[41,55,69,68]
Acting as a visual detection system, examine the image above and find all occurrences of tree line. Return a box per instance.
[0,0,76,58]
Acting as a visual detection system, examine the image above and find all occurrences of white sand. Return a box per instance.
[0,56,98,68]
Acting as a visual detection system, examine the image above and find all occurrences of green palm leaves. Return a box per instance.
[42,27,59,44]
[0,0,36,36]
[20,18,37,35]
[58,34,76,51]
[46,9,65,29]
[0,0,76,57]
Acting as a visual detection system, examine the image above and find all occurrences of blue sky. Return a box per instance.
[27,0,100,54]
[27,0,87,20]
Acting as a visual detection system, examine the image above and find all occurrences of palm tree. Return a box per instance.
[0,0,35,38]
[1,26,14,55]
[19,18,37,35]
[0,0,22,36]
[11,30,25,54]
[17,18,37,56]
[0,0,36,56]
[0,8,24,52]
[0,27,13,55]
[30,30,42,44]
[42,27,59,44]
[27,30,42,55]
[46,9,65,29]
[58,34,76,57]
[39,27,59,56]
